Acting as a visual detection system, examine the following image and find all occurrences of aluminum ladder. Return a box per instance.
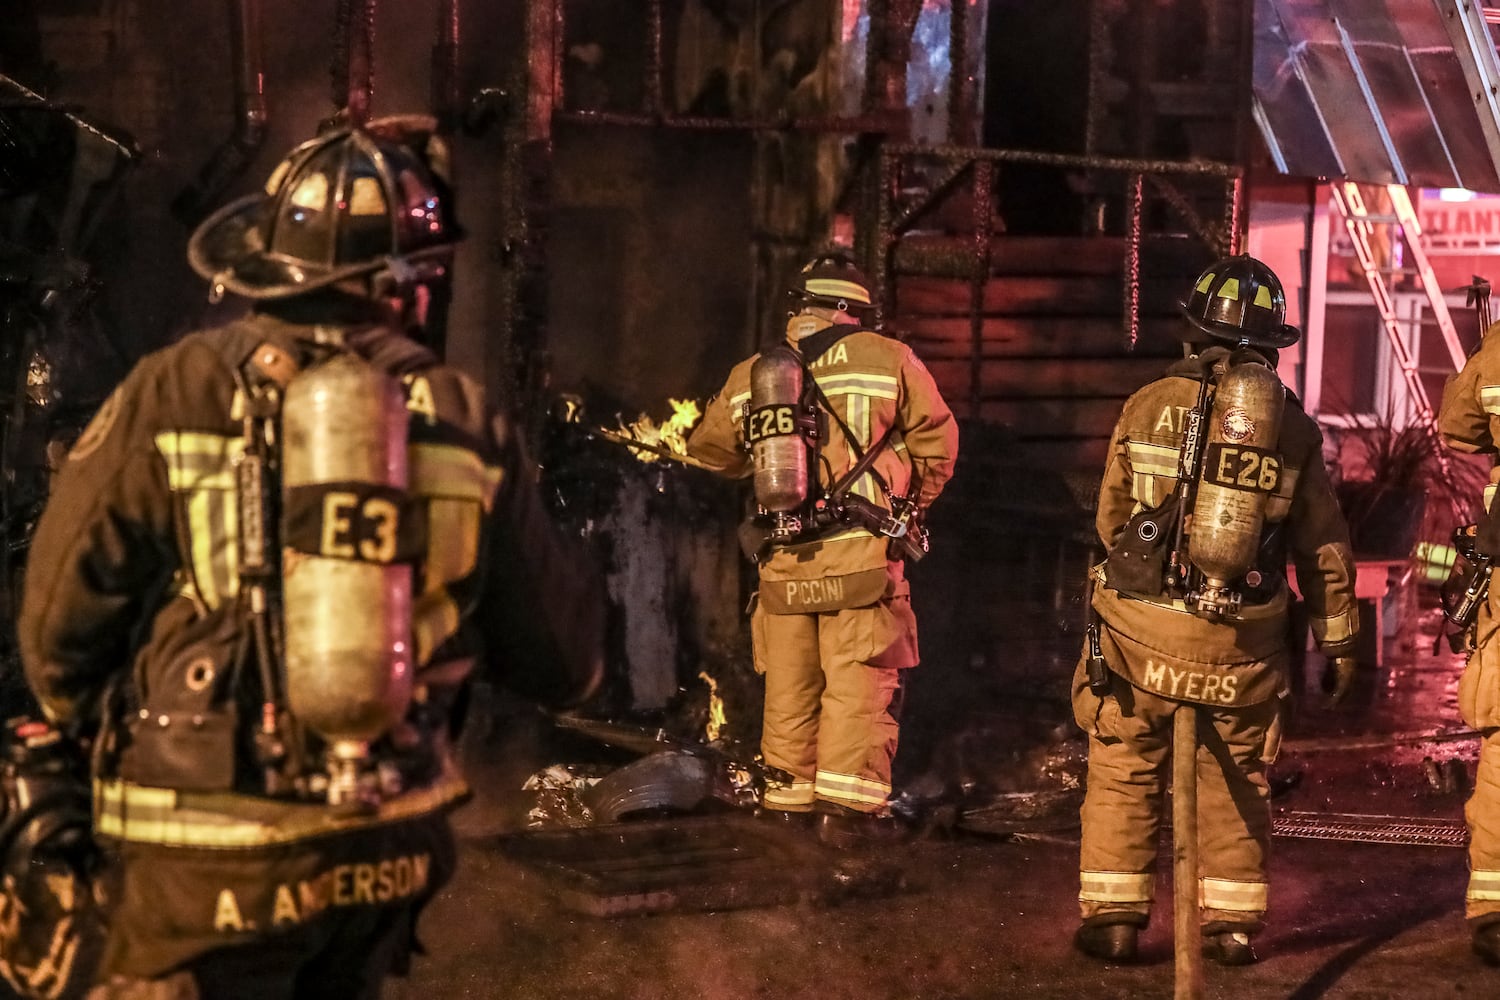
[1329,181,1462,496]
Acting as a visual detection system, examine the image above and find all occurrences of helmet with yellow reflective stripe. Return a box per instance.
[786,250,874,321]
[1180,254,1299,349]
[188,115,463,302]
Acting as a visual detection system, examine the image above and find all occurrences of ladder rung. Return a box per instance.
[1352,213,1403,224]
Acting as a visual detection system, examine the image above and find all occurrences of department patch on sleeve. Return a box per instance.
[67,387,124,462]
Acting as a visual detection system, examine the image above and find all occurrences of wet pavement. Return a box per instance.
[386,594,1498,1000]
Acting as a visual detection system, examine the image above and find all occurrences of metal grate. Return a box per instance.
[1272,811,1469,848]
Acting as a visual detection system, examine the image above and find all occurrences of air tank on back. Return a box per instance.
[1188,356,1285,618]
[281,352,412,806]
[748,344,809,539]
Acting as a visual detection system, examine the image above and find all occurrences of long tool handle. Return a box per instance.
[590,426,719,472]
[1173,704,1203,1000]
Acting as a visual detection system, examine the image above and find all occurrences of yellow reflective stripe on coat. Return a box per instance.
[409,443,502,510]
[1480,385,1500,415]
[408,443,497,660]
[1126,437,1178,506]
[1199,877,1267,912]
[814,769,890,808]
[1078,870,1154,904]
[94,773,469,849]
[155,431,243,610]
[763,779,815,809]
[1309,607,1357,646]
[840,391,879,501]
[1469,868,1500,901]
[813,371,899,402]
[1126,440,1178,478]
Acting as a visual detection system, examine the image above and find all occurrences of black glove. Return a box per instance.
[1320,655,1359,707]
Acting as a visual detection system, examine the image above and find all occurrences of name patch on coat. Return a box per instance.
[757,566,887,613]
[213,851,433,932]
[1142,660,1239,704]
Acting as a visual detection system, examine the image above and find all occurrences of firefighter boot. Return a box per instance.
[1202,931,1258,966]
[1073,921,1139,963]
[815,803,908,850]
[758,807,815,831]
[1473,922,1500,966]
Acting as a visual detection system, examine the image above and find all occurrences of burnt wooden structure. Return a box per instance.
[500,0,1253,477]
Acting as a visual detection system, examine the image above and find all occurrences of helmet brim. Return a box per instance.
[187,193,390,300]
[1178,300,1299,349]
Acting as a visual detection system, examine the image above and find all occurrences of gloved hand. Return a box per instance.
[1320,655,1360,706]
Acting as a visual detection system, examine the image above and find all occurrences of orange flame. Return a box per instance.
[698,670,726,743]
[617,398,703,464]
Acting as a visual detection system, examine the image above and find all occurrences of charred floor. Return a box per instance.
[379,586,1493,1000]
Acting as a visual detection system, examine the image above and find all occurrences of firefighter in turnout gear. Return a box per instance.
[1438,317,1500,966]
[1073,255,1359,966]
[15,118,604,997]
[686,252,957,847]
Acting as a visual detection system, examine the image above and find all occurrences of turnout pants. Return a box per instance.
[1462,596,1500,928]
[1073,661,1281,933]
[751,579,918,815]
[1471,728,1500,928]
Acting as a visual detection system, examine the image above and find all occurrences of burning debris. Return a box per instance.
[583,398,715,471]
[698,670,727,742]
[615,398,702,462]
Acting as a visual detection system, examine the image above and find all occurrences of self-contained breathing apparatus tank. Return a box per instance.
[280,352,414,810]
[1187,355,1285,618]
[746,345,814,541]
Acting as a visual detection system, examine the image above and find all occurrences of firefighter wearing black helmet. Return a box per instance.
[1071,254,1358,966]
[1437,316,1500,965]
[15,117,604,996]
[686,252,957,847]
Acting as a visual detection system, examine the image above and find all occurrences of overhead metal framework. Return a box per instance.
[1254,0,1500,192]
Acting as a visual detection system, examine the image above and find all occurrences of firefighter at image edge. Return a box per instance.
[686,252,958,849]
[1438,315,1500,967]
[12,117,604,997]
[1073,254,1360,967]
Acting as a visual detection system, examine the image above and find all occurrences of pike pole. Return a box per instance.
[1173,703,1203,1000]
[588,426,718,472]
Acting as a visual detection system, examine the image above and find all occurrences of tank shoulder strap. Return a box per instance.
[791,343,898,500]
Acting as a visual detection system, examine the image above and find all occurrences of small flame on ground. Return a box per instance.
[698,670,726,743]
[618,398,702,463]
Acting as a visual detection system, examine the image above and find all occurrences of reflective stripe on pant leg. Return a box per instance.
[1199,877,1268,914]
[1468,729,1500,920]
[1467,870,1500,902]
[813,605,903,813]
[1196,699,1275,926]
[814,770,891,810]
[756,606,823,801]
[1079,871,1155,906]
[1078,682,1172,921]
[764,779,816,810]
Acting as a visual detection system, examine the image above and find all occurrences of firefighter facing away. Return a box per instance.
[1073,255,1359,966]
[1437,318,1500,966]
[15,117,604,997]
[686,252,957,847]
